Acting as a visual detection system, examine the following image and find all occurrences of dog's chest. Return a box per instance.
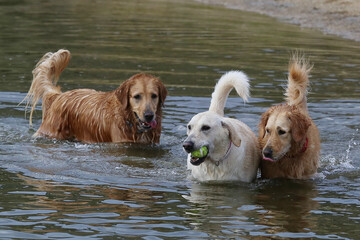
[190,161,230,181]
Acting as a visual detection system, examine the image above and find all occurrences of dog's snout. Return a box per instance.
[263,148,273,159]
[144,111,154,122]
[183,141,194,153]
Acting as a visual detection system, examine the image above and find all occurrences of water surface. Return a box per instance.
[0,0,359,239]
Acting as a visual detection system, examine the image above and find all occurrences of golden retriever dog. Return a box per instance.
[23,49,167,143]
[258,55,320,179]
[183,71,261,182]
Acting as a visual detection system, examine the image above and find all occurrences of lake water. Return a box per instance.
[0,0,359,239]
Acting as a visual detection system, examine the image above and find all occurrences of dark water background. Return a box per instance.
[0,0,359,239]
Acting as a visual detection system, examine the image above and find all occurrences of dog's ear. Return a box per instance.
[259,110,271,139]
[288,110,311,142]
[115,79,132,109]
[156,78,167,108]
[221,120,241,147]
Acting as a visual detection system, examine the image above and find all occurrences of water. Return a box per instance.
[0,0,359,239]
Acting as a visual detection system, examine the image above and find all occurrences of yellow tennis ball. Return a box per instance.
[191,146,208,158]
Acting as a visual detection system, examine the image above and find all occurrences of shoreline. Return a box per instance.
[195,0,360,42]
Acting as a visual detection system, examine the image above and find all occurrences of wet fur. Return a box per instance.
[23,49,167,143]
[258,55,320,179]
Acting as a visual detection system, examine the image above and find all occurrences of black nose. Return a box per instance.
[263,147,273,159]
[144,111,154,122]
[183,141,194,153]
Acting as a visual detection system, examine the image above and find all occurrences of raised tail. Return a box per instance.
[285,54,312,112]
[208,71,250,116]
[22,49,71,125]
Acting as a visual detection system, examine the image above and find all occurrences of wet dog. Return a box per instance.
[23,49,167,143]
[258,55,320,179]
[183,71,261,182]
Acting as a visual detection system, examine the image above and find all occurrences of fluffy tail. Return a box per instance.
[22,49,71,125]
[208,71,250,116]
[285,54,312,111]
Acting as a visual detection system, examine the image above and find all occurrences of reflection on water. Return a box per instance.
[0,0,360,239]
[255,180,319,234]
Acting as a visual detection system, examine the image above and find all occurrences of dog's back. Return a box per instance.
[36,89,120,142]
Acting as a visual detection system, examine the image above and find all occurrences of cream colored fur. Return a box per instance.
[184,71,261,182]
[209,71,249,116]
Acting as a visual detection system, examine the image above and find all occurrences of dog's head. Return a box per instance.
[183,111,241,166]
[116,73,167,131]
[258,104,311,162]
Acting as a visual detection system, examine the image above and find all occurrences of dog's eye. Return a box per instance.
[151,94,158,99]
[187,125,191,130]
[278,129,286,135]
[133,94,141,100]
[201,125,210,131]
[266,129,270,134]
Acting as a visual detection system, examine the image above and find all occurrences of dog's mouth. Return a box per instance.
[262,151,287,162]
[134,113,157,130]
[190,156,206,166]
[140,119,157,130]
[262,156,276,162]
[190,146,209,166]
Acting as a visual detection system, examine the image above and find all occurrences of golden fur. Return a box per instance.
[258,55,320,179]
[23,49,167,144]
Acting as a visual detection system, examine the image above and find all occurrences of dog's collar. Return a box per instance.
[136,124,147,133]
[126,120,146,133]
[126,120,133,128]
[301,137,309,153]
[283,137,309,159]
[133,113,146,133]
[215,141,232,166]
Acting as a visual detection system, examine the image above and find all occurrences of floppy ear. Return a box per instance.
[115,79,132,109]
[221,120,241,147]
[259,110,271,139]
[156,78,168,108]
[288,110,311,142]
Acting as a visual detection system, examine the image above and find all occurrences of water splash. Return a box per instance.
[320,128,359,176]
[345,128,358,163]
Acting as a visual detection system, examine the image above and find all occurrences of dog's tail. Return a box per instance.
[22,49,71,125]
[285,54,312,112]
[209,71,250,116]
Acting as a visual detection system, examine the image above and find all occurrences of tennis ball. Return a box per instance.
[191,146,208,158]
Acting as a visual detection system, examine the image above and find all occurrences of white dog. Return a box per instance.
[183,71,261,182]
